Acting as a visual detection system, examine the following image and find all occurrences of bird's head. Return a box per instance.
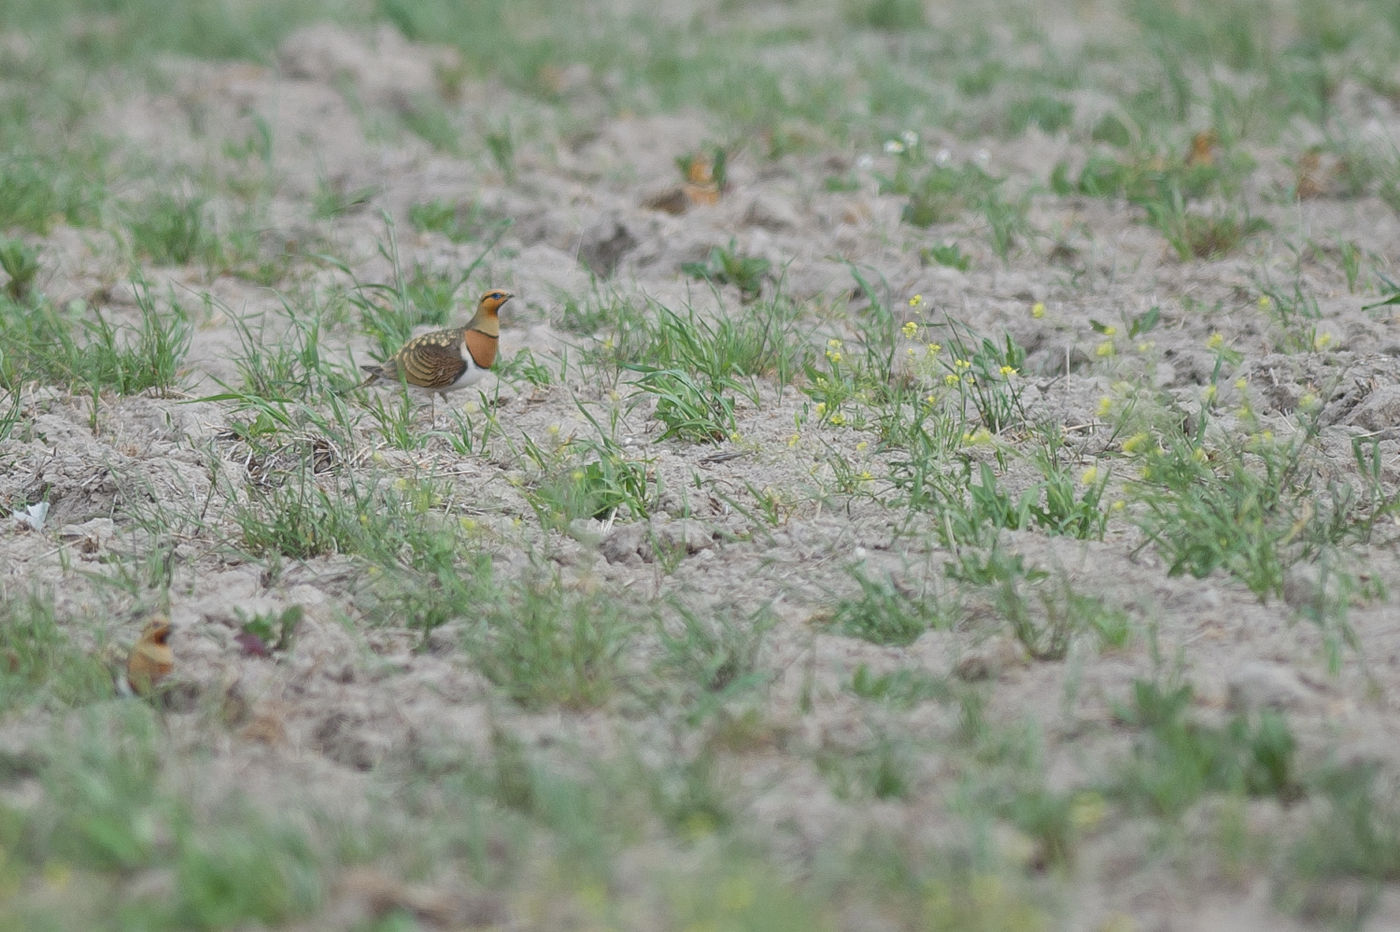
[477,289,514,317]
[140,617,172,647]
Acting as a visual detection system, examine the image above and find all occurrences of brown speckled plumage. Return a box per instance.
[360,290,512,396]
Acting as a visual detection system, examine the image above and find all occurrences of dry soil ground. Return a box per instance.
[4,3,1400,930]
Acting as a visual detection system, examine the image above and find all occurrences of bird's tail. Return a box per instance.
[357,363,387,387]
[331,364,385,397]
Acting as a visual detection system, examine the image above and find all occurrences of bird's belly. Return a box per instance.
[439,363,488,391]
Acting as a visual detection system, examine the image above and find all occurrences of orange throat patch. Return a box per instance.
[463,329,498,370]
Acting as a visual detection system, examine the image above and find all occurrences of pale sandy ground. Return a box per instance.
[4,18,1400,930]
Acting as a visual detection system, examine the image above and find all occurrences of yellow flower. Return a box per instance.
[1102,325,1118,336]
[682,811,716,839]
[1121,431,1150,454]
[901,320,918,339]
[856,440,869,452]
[954,358,971,370]
[1207,332,1224,350]
[999,365,1017,377]
[1299,392,1319,411]
[1110,499,1125,512]
[1234,378,1247,391]
[787,433,800,447]
[830,413,846,426]
[944,373,960,386]
[1202,384,1217,403]
[923,393,937,406]
[827,338,843,350]
[42,862,71,891]
[1070,792,1107,830]
[814,402,827,417]
[826,349,842,363]
[962,427,992,445]
[1314,332,1333,350]
[1031,302,1045,318]
[718,875,756,912]
[1080,465,1099,486]
[926,342,941,356]
[858,470,872,481]
[1258,294,1272,308]
[1096,396,1113,417]
[1095,340,1115,357]
[908,294,924,308]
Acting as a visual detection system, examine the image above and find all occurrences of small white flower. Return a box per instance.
[935,148,952,165]
[883,139,905,154]
[856,154,874,171]
[901,129,919,148]
[975,148,990,163]
[14,502,48,531]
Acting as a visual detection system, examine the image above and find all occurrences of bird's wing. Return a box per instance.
[400,331,468,388]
